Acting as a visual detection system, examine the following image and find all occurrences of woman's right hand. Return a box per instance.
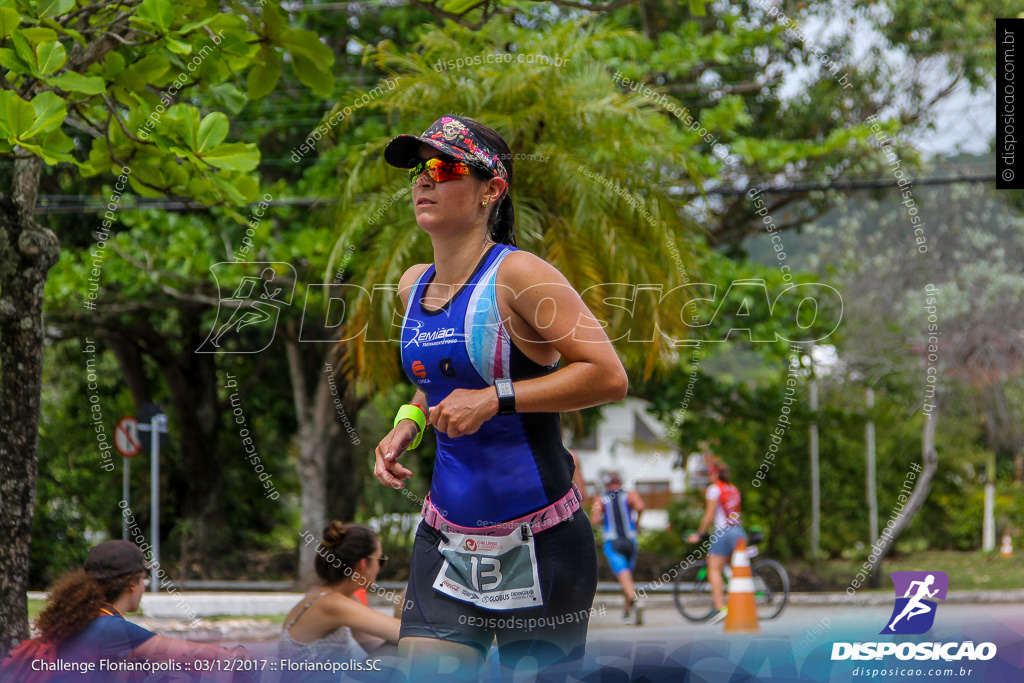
[373,421,418,489]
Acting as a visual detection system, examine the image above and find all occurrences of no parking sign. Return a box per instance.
[114,416,141,458]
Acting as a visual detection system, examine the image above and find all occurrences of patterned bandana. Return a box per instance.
[384,115,509,184]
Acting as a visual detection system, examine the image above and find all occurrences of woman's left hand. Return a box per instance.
[429,388,497,438]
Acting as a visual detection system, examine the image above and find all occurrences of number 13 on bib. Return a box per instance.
[432,526,543,610]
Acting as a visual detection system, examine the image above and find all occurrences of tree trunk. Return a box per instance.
[156,319,222,554]
[0,156,58,655]
[106,335,154,408]
[327,418,365,526]
[286,339,343,586]
[867,404,939,586]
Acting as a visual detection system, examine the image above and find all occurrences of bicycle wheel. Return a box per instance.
[673,561,717,622]
[752,559,790,620]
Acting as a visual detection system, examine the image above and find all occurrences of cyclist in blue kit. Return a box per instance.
[373,115,628,677]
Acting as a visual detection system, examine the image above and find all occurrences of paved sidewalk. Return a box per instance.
[27,584,1024,643]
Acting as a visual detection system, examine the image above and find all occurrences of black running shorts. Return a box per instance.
[399,511,598,668]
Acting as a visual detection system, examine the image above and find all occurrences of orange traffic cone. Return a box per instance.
[1001,534,1013,558]
[724,538,760,633]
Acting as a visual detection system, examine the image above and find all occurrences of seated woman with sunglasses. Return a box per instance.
[279,522,399,670]
[374,116,628,677]
[14,540,247,681]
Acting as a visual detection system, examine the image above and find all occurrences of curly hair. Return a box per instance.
[36,569,142,643]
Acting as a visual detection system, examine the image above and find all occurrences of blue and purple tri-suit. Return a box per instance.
[398,244,597,665]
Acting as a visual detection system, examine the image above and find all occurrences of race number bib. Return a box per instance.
[432,526,542,610]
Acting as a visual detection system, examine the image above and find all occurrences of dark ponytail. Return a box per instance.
[492,196,516,247]
[461,118,516,246]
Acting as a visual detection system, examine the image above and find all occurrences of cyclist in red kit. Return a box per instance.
[687,459,746,624]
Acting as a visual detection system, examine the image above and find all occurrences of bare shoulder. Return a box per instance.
[398,263,431,308]
[318,592,363,620]
[399,263,431,289]
[497,250,572,290]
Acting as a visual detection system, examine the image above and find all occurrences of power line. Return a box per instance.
[34,174,998,213]
[36,197,329,214]
[707,174,997,197]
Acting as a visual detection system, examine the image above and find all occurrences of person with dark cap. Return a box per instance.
[23,540,247,679]
[372,115,628,678]
[591,471,645,624]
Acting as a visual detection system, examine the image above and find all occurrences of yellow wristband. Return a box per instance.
[394,404,427,449]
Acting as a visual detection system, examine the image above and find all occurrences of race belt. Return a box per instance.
[421,484,582,538]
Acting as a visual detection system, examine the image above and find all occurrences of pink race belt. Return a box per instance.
[421,485,582,538]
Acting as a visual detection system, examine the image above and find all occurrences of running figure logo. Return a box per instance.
[197,262,296,354]
[880,571,949,635]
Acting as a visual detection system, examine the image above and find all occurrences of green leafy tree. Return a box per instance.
[637,255,845,557]
[44,207,302,579]
[327,19,716,388]
[36,0,446,585]
[792,156,1024,581]
[240,18,711,580]
[0,0,332,651]
[271,3,984,576]
[402,0,711,29]
[595,0,1008,247]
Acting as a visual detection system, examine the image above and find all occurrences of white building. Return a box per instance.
[566,398,690,531]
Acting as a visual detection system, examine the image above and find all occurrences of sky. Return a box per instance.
[917,84,996,157]
[782,9,996,160]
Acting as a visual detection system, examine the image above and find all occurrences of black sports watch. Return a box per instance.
[495,378,516,415]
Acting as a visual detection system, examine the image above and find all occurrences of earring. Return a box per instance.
[481,199,489,208]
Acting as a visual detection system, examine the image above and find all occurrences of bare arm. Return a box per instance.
[590,497,604,526]
[429,252,628,438]
[628,490,645,527]
[570,451,586,499]
[498,252,628,413]
[687,497,717,543]
[322,596,401,644]
[374,266,430,489]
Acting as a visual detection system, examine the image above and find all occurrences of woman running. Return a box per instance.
[373,115,628,677]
